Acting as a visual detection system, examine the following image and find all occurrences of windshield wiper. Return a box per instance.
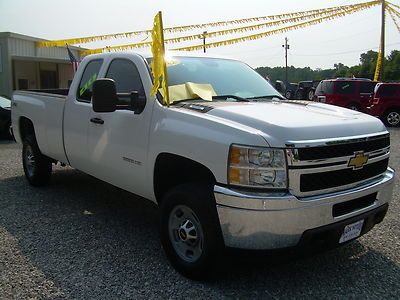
[246,95,285,100]
[212,95,249,102]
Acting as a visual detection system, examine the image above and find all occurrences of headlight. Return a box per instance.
[228,144,287,188]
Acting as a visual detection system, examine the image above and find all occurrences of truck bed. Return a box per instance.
[12,90,69,164]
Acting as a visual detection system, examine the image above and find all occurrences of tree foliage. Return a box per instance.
[256,50,400,83]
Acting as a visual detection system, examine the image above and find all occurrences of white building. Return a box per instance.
[0,32,84,98]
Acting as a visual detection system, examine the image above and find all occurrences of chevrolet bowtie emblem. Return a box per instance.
[348,152,369,169]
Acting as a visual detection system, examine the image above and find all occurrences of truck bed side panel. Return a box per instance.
[12,91,68,164]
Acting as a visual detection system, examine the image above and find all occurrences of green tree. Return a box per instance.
[384,50,400,80]
[255,49,400,83]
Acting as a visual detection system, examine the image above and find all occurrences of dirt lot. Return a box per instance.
[0,129,399,299]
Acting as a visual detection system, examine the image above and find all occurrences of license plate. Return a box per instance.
[339,219,364,243]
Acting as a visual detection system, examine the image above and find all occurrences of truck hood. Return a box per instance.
[201,100,387,147]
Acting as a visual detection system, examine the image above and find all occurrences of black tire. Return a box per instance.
[285,90,292,99]
[307,89,315,101]
[159,182,224,279]
[5,120,13,140]
[22,135,52,186]
[383,109,400,127]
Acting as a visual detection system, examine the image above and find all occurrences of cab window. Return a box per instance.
[77,59,103,102]
[106,59,145,107]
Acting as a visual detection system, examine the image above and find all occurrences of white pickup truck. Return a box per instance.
[12,52,395,279]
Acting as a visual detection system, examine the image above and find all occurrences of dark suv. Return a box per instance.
[313,78,378,111]
[368,83,400,127]
[295,80,320,100]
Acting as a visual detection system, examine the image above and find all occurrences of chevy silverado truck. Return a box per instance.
[12,52,395,279]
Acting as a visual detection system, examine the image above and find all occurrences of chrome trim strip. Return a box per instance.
[287,147,390,166]
[289,153,388,174]
[285,131,389,148]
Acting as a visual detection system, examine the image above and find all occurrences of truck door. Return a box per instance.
[63,59,104,172]
[86,55,154,199]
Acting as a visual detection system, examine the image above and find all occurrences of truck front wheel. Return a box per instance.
[22,135,52,186]
[159,182,224,279]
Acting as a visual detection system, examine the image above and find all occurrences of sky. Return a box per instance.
[0,0,399,69]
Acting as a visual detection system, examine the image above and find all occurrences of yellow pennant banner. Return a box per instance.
[80,7,347,55]
[173,1,380,52]
[37,0,380,48]
[80,1,380,56]
[387,1,400,11]
[387,4,400,18]
[387,7,400,33]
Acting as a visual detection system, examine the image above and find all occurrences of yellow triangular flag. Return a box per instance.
[150,11,170,106]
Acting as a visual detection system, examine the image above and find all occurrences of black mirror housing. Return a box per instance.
[92,79,117,113]
[131,92,146,114]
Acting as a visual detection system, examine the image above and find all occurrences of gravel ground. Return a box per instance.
[0,129,399,299]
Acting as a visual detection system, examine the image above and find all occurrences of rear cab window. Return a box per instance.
[76,59,103,102]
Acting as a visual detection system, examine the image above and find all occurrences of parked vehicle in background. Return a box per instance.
[274,80,286,96]
[313,78,377,111]
[273,81,298,99]
[0,95,12,139]
[368,82,400,127]
[295,81,320,101]
[284,82,298,99]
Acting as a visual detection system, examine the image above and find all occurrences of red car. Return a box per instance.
[313,78,378,112]
[368,83,400,127]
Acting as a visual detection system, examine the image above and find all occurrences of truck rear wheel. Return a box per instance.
[22,135,52,186]
[383,109,400,127]
[159,182,224,279]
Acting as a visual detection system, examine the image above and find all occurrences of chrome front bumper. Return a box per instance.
[215,167,395,250]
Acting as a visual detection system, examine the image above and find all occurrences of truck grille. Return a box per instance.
[300,158,389,192]
[287,133,390,197]
[297,134,390,161]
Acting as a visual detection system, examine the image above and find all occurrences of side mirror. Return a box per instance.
[131,92,146,114]
[92,79,117,113]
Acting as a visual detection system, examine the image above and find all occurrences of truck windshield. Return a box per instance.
[149,56,281,103]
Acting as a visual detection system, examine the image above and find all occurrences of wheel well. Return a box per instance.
[384,106,400,114]
[153,153,216,204]
[19,117,35,141]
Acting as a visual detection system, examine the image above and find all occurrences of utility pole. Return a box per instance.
[282,37,290,83]
[202,31,207,53]
[380,0,385,80]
